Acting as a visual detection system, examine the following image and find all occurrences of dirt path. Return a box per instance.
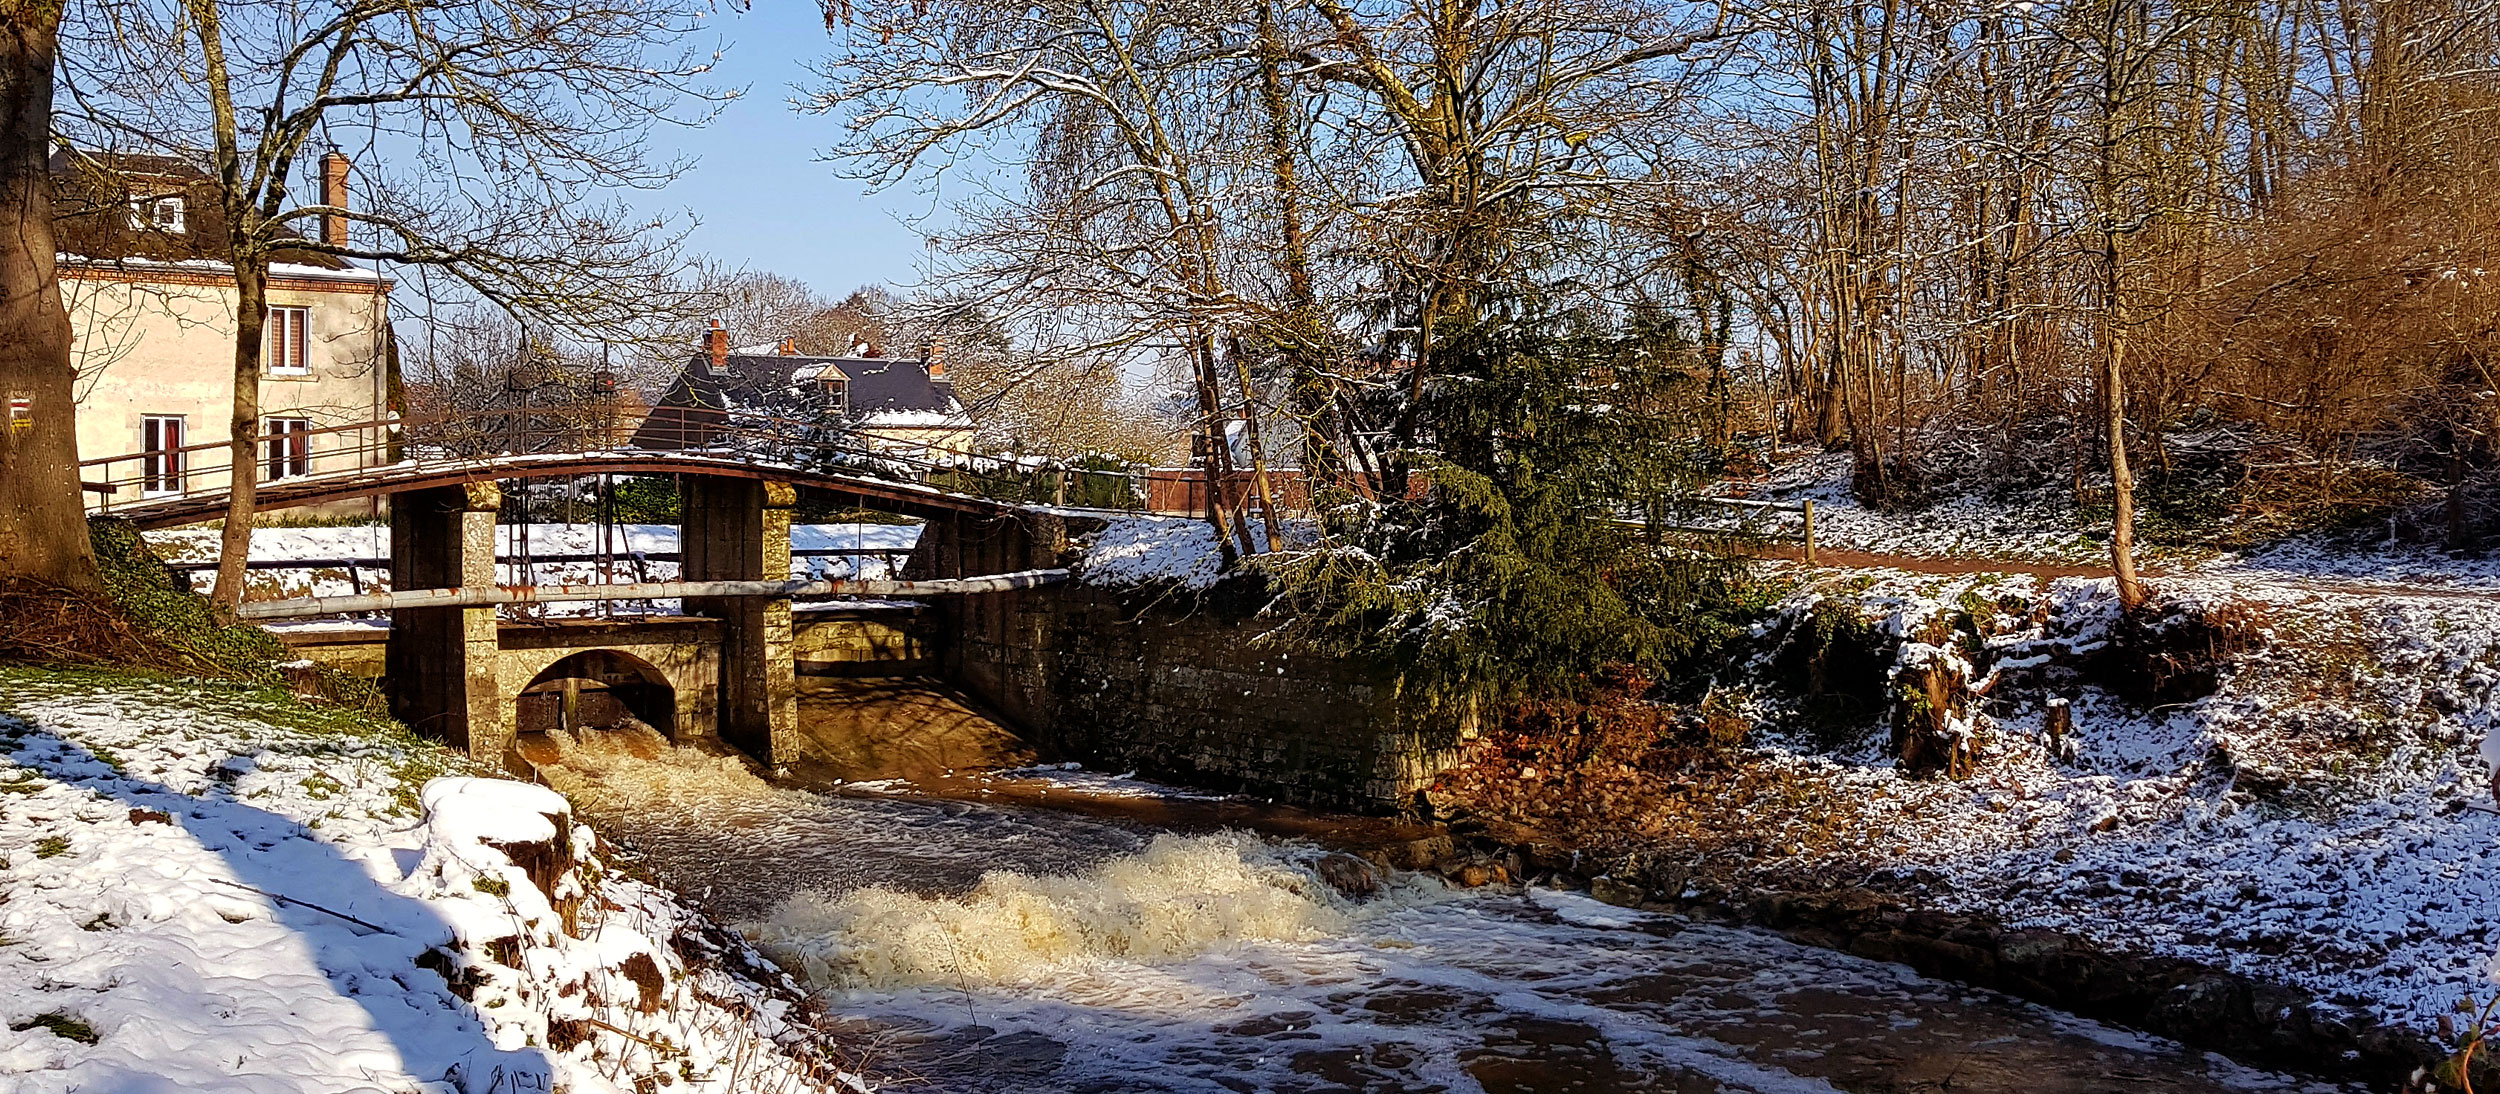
[1752,542,2500,604]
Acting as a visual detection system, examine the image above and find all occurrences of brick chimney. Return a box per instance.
[924,338,946,379]
[319,150,351,247]
[705,319,729,372]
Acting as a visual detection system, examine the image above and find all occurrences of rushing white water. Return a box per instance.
[524,724,1148,919]
[748,832,1438,989]
[533,725,2356,1094]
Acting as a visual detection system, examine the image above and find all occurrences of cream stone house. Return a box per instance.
[50,151,397,516]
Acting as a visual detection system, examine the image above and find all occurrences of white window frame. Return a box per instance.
[264,416,313,480]
[266,305,311,376]
[141,415,185,495]
[126,196,185,234]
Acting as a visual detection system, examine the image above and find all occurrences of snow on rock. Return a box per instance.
[0,673,866,1093]
[423,777,569,847]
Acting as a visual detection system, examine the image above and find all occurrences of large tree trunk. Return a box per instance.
[0,2,100,591]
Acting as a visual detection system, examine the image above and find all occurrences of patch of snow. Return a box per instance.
[0,676,865,1093]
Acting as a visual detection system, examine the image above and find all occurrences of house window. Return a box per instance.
[821,378,849,416]
[141,415,185,494]
[264,417,312,479]
[7,398,27,433]
[266,306,310,375]
[127,196,185,234]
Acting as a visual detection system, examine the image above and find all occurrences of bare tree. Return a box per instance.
[56,0,722,611]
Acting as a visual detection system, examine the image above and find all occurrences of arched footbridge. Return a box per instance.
[80,421,1093,775]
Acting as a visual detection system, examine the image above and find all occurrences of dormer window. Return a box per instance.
[128,196,185,234]
[821,377,849,416]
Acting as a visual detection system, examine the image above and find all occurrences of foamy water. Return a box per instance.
[526,725,1146,918]
[536,727,2353,1093]
[746,832,1440,989]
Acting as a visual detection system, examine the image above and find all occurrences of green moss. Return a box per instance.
[472,876,512,898]
[11,1013,98,1045]
[33,836,70,859]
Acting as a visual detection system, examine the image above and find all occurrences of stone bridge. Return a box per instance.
[200,453,1463,809]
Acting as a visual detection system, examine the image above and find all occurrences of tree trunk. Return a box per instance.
[195,0,260,614]
[211,261,267,612]
[1190,329,1244,563]
[2096,11,2149,614]
[2105,321,2147,610]
[0,1,100,591]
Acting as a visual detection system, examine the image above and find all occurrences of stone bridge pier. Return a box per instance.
[383,475,799,772]
[384,482,507,763]
[680,477,799,769]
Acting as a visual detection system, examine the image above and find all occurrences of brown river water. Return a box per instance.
[518,702,2353,1094]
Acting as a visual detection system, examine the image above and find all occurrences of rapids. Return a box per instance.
[527,723,2353,1093]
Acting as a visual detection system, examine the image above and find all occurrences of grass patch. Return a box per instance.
[472,875,512,897]
[0,664,476,820]
[11,1012,99,1045]
[33,836,70,859]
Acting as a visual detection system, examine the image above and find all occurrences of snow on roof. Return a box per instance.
[858,409,973,429]
[58,253,388,283]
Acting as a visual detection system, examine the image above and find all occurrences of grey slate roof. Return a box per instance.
[630,350,967,451]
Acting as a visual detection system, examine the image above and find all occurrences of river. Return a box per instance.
[521,722,2351,1094]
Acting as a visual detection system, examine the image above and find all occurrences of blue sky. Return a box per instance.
[646,5,944,297]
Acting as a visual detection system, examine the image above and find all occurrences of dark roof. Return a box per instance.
[629,349,966,450]
[49,150,348,270]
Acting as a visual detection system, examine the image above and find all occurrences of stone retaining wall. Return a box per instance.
[943,576,1471,811]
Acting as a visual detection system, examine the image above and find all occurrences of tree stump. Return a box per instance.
[1892,652,1976,779]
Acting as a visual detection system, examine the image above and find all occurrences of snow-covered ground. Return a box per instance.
[1073,514,1305,589]
[1728,449,2500,590]
[1721,569,2500,1034]
[0,670,863,1093]
[143,522,924,602]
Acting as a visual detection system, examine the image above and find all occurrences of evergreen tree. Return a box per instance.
[1263,302,1758,707]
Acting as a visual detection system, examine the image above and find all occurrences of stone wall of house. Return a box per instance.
[70,266,396,521]
[941,575,1471,813]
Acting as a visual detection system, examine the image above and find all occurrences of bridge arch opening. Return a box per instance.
[516,649,677,740]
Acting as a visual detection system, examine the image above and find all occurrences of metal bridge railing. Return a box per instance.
[76,405,1136,516]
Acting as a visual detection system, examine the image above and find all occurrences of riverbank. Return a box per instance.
[0,667,868,1093]
[1397,565,2500,1088]
[519,706,2354,1093]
